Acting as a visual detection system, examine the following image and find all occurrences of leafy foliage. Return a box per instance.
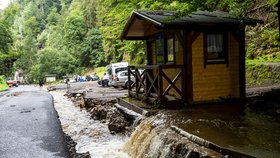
[0,0,278,83]
[0,23,12,53]
[245,0,280,61]
[0,75,9,91]
[246,62,280,85]
[80,28,105,67]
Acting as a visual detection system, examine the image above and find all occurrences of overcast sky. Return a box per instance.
[0,0,11,10]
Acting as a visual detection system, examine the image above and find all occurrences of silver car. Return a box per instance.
[111,70,144,89]
[111,70,137,88]
[111,71,129,88]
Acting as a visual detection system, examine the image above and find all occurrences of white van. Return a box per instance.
[106,62,128,86]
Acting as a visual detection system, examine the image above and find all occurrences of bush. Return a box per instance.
[94,67,107,78]
[246,28,280,60]
[246,62,280,86]
[0,76,9,91]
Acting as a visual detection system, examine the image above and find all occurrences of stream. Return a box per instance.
[50,90,130,158]
[50,90,280,158]
[161,104,280,158]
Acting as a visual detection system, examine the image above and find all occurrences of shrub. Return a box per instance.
[246,62,280,86]
[0,75,9,91]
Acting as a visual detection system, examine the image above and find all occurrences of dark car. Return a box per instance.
[98,73,109,86]
[86,74,99,81]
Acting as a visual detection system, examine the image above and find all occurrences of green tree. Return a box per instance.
[81,28,105,67]
[0,23,12,53]
[31,48,78,80]
[63,5,85,55]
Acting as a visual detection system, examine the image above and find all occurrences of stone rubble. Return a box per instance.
[64,133,91,158]
[67,92,136,135]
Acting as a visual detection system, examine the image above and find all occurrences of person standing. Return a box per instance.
[66,78,70,89]
[39,79,44,90]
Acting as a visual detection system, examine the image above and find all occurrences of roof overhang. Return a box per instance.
[120,11,163,40]
[120,10,263,40]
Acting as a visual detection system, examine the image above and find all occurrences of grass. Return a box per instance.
[81,66,107,78]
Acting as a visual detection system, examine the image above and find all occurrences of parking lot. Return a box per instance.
[49,81,128,101]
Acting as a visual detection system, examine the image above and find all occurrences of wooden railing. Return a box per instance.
[128,65,185,101]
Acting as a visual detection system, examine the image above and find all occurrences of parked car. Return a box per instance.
[98,73,109,87]
[6,80,18,87]
[111,70,143,89]
[111,70,129,88]
[106,62,128,86]
[86,74,99,81]
[63,78,76,83]
[78,76,86,82]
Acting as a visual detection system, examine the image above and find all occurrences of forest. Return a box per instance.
[0,0,279,83]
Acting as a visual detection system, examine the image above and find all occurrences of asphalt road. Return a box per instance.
[0,85,69,158]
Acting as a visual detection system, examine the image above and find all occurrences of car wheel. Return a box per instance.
[125,80,134,89]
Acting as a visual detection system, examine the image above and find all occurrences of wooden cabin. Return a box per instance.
[120,10,261,104]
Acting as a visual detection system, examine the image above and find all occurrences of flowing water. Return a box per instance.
[50,90,130,158]
[161,104,280,158]
[123,113,223,158]
[51,90,280,158]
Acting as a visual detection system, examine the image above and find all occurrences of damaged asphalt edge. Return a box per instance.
[49,91,91,158]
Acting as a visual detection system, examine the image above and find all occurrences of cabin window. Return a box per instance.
[156,38,165,64]
[153,34,176,65]
[204,32,228,66]
[167,37,175,63]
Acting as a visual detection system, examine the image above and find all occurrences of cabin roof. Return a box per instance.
[120,10,263,40]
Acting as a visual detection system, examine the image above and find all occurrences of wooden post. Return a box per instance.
[158,65,163,101]
[144,69,148,96]
[128,66,131,97]
[184,31,193,103]
[135,68,139,96]
[239,29,246,99]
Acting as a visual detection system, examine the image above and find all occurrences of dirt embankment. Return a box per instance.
[65,91,136,135]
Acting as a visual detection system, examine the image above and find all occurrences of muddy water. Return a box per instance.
[123,114,223,158]
[51,88,279,158]
[50,90,130,158]
[162,104,280,158]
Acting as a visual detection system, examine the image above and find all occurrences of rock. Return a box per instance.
[64,133,91,158]
[91,104,108,120]
[107,108,131,134]
[79,98,85,108]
